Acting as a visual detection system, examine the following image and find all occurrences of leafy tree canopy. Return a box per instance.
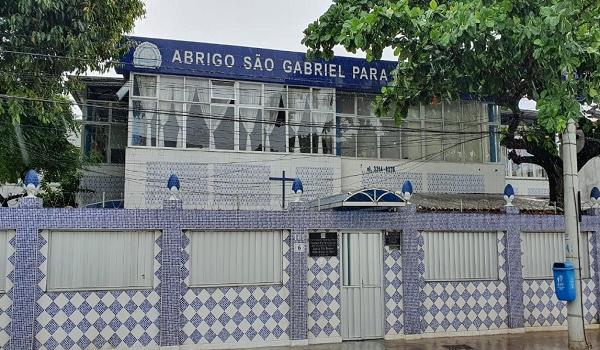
[0,0,144,206]
[303,0,600,206]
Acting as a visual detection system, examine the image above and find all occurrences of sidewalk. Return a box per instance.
[263,329,600,349]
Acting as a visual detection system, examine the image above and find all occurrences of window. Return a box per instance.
[188,230,283,286]
[522,232,590,279]
[423,231,499,281]
[82,99,128,164]
[46,230,155,291]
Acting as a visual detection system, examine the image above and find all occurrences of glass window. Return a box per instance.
[212,105,235,150]
[357,95,375,116]
[131,100,157,146]
[85,102,109,122]
[462,101,482,122]
[380,119,401,159]
[291,110,311,153]
[185,78,209,103]
[402,107,421,159]
[313,112,334,154]
[443,122,462,162]
[265,85,287,108]
[338,116,357,157]
[320,116,335,155]
[463,123,483,162]
[312,88,334,111]
[239,83,262,106]
[159,76,184,101]
[336,93,355,114]
[289,87,310,110]
[265,110,286,152]
[239,108,263,151]
[211,80,235,103]
[133,75,156,97]
[357,118,378,158]
[111,102,128,123]
[186,103,210,149]
[109,124,127,164]
[424,103,442,120]
[158,102,183,148]
[83,124,109,162]
[423,121,443,161]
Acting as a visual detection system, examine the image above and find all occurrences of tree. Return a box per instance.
[303,0,600,207]
[0,0,145,206]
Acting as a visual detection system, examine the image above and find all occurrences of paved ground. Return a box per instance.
[262,329,600,349]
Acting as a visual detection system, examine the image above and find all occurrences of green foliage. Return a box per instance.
[303,0,600,132]
[0,0,144,204]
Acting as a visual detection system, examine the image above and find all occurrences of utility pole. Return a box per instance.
[562,119,590,350]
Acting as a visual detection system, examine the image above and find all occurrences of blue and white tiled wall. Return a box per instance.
[34,231,161,349]
[2,203,600,350]
[307,255,341,341]
[420,232,508,333]
[522,232,598,327]
[383,246,403,337]
[179,231,291,347]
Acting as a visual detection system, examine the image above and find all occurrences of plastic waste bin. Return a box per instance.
[553,261,576,302]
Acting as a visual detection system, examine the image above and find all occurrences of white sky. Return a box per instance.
[131,0,395,59]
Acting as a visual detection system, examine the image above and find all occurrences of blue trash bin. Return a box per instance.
[553,261,576,302]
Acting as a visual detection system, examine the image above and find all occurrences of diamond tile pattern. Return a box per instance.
[179,231,290,346]
[421,232,508,333]
[34,232,161,349]
[307,256,340,339]
[384,246,403,336]
[523,233,597,327]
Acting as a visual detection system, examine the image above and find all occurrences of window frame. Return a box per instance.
[45,229,157,292]
[521,231,591,280]
[422,230,500,282]
[187,230,284,288]
[81,99,128,164]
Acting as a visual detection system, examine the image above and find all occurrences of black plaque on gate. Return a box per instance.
[309,232,338,257]
[385,231,401,248]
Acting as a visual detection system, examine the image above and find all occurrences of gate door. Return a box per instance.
[341,232,384,340]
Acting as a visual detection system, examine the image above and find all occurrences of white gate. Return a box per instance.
[341,232,384,340]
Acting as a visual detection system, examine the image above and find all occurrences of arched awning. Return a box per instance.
[307,188,406,210]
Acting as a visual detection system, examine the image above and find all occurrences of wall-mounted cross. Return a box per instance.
[269,170,295,209]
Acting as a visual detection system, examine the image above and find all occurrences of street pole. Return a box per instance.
[562,118,589,350]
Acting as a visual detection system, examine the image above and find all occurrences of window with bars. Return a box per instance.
[46,230,156,291]
[187,230,283,286]
[422,231,499,281]
[522,232,590,279]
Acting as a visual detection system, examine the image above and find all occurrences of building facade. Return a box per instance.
[76,37,504,209]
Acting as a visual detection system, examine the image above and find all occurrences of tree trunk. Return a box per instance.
[546,166,564,209]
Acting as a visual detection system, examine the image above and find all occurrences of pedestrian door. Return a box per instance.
[341,232,384,340]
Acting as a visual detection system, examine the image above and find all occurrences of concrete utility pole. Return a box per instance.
[562,119,590,350]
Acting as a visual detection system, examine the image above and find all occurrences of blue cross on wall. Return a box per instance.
[269,170,295,209]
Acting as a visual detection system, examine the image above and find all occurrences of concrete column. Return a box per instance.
[504,207,525,329]
[400,204,422,335]
[160,200,183,347]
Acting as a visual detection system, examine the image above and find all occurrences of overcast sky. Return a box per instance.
[131,0,395,59]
